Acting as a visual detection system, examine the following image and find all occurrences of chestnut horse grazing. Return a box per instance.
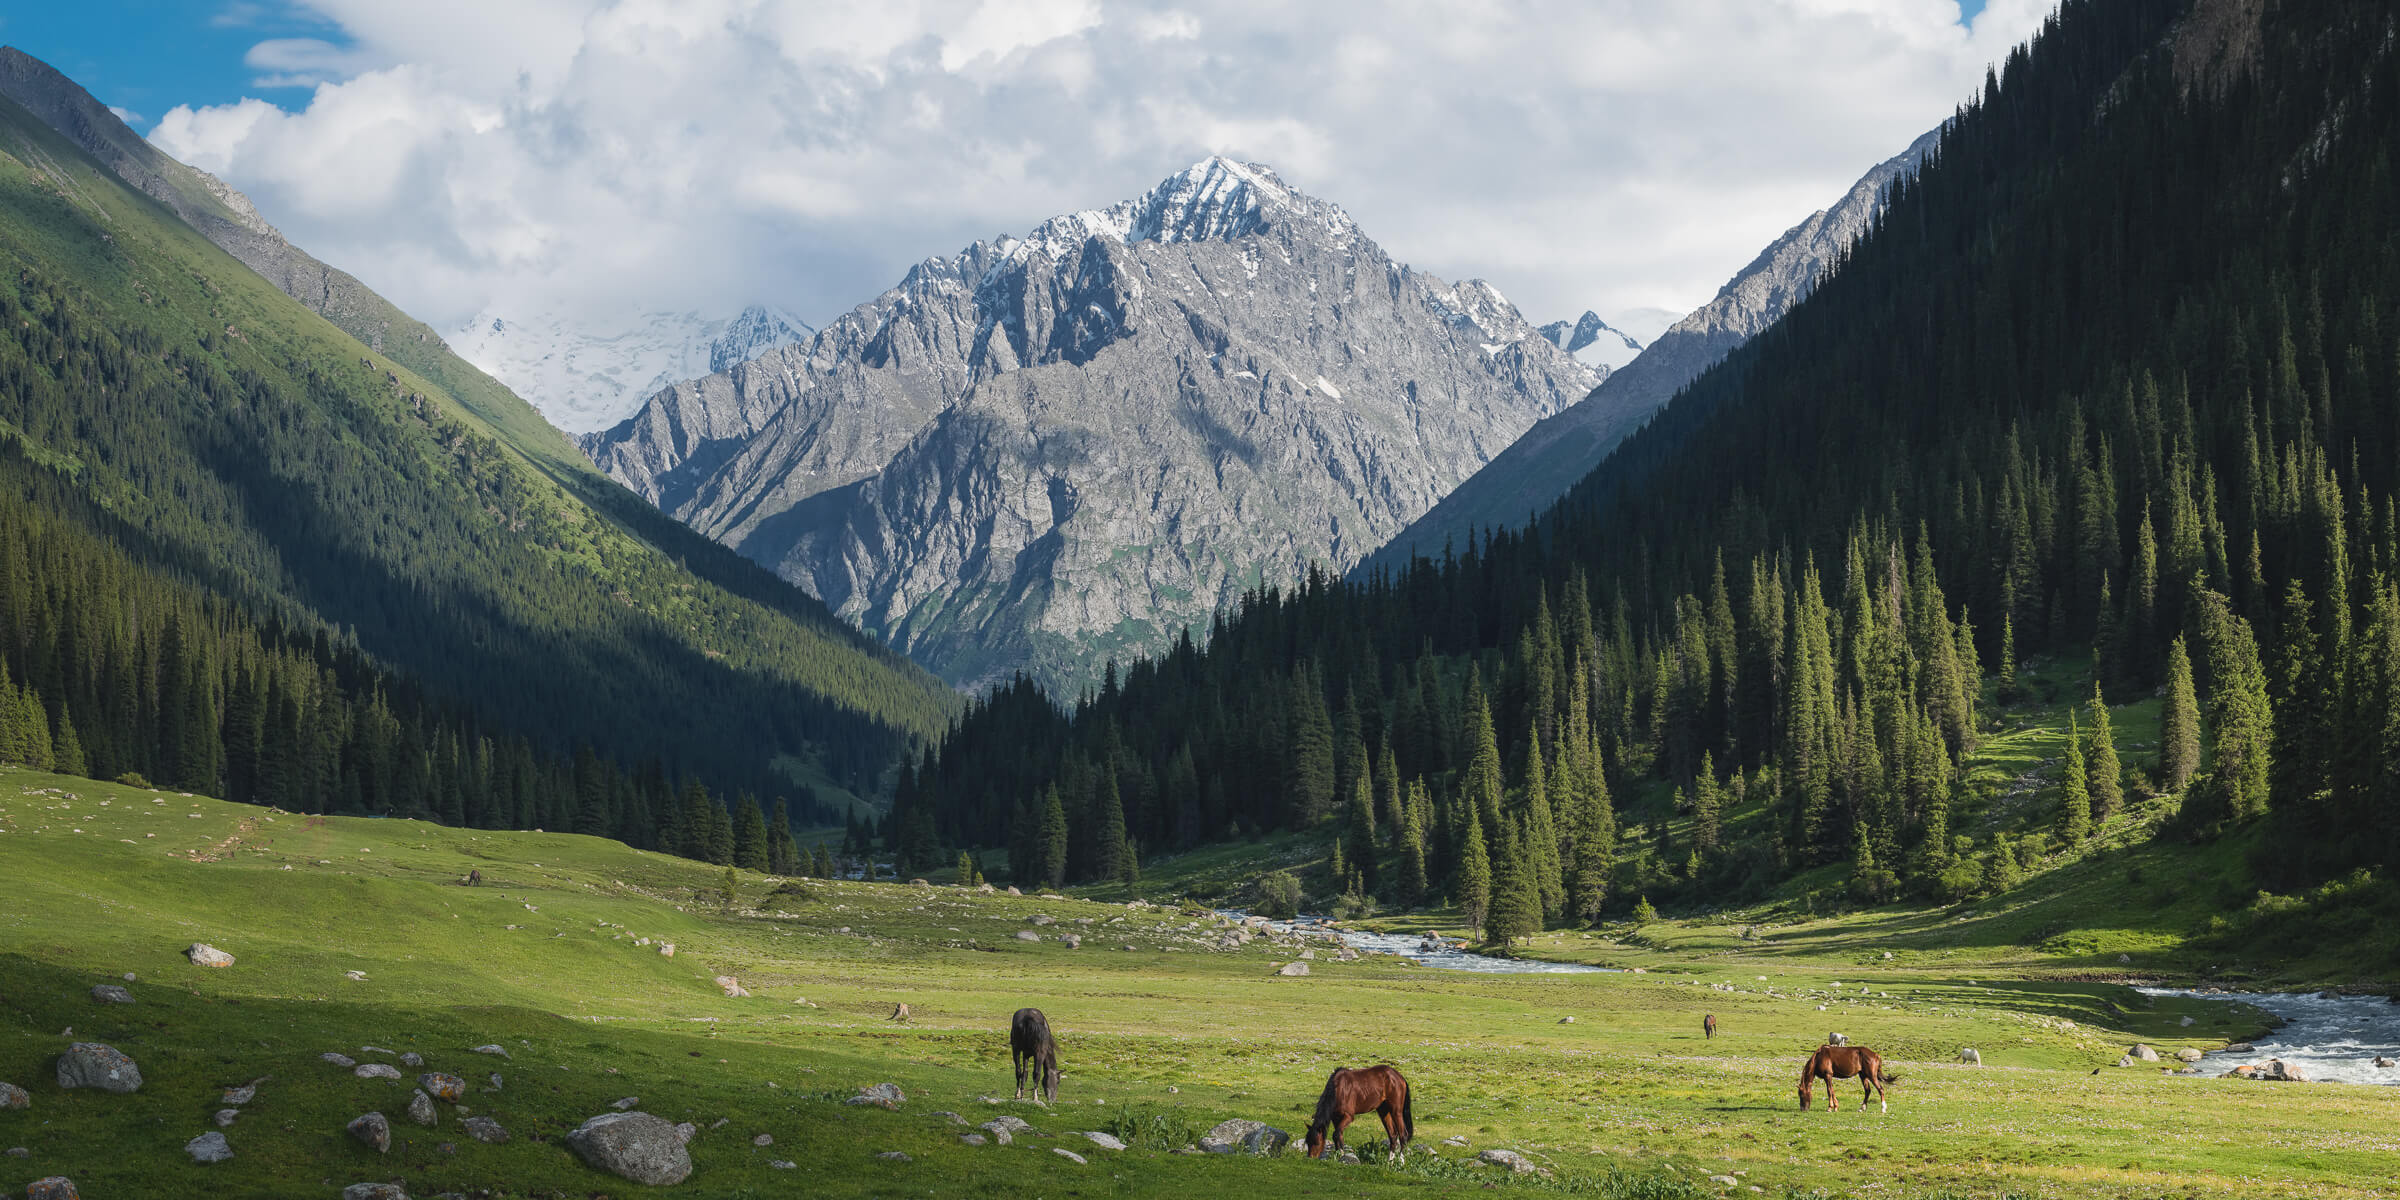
[1703,1013,1718,1039]
[1011,1007,1060,1103]
[1304,1065,1413,1160]
[1798,1045,1891,1112]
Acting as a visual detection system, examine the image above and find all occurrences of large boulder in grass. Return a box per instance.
[0,1081,29,1109]
[56,1043,141,1093]
[186,943,235,967]
[26,1179,81,1200]
[566,1112,693,1186]
[340,1186,408,1200]
[1200,1119,1289,1155]
[348,1111,391,1153]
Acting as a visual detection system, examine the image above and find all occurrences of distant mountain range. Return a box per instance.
[449,305,814,434]
[583,157,1600,693]
[1363,127,1943,574]
[1537,310,1647,373]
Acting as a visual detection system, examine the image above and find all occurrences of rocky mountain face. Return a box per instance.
[449,305,814,433]
[1362,127,1943,573]
[583,158,1599,692]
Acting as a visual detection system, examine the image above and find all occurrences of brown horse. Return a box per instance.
[1011,1007,1060,1103]
[1797,1045,1891,1113]
[1703,1013,1717,1039]
[1303,1065,1413,1160]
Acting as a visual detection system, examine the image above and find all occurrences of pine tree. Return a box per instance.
[1398,782,1429,905]
[957,850,980,886]
[2160,635,2201,791]
[1455,813,1491,935]
[1692,751,1723,853]
[721,863,741,913]
[1484,821,1542,945]
[1094,769,1131,882]
[1343,773,1378,894]
[2192,589,2274,828]
[1285,667,1336,824]
[1038,786,1069,888]
[2086,685,2122,825]
[733,793,770,872]
[2058,710,2091,843]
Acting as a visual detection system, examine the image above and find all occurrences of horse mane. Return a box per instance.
[1309,1069,1345,1131]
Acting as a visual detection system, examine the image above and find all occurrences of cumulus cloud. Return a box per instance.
[150,0,2054,333]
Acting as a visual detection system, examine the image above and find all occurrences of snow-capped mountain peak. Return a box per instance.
[1537,309,1646,372]
[449,304,812,433]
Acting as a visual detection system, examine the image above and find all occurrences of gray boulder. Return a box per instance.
[977,1122,1014,1146]
[56,1042,141,1093]
[406,1090,438,1127]
[1276,962,1310,977]
[398,1052,422,1068]
[185,1131,233,1163]
[567,1112,694,1186]
[355,1064,402,1081]
[221,1084,257,1105]
[610,1095,640,1110]
[960,1132,988,1146]
[322,1052,357,1068]
[348,1111,391,1153]
[214,1108,240,1127]
[1014,930,1043,942]
[0,1081,27,1109]
[847,1082,905,1109]
[89,984,132,1005]
[26,1179,80,1200]
[2175,1048,2205,1063]
[1200,1118,1290,1155]
[470,1044,510,1058]
[186,943,235,968]
[418,1073,466,1102]
[340,1186,409,1200]
[984,1115,1034,1135]
[463,1116,509,1144]
[1080,1131,1127,1150]
[2376,1056,2397,1068]
[2128,1044,2159,1062]
[1478,1149,1552,1176]
[1053,1147,1087,1164]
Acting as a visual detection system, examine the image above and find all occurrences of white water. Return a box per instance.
[2138,988,2400,1085]
[1219,911,1620,975]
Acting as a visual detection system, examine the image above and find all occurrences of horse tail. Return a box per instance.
[1400,1073,1415,1141]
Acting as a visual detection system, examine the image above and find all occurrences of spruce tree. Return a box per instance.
[1285,667,1336,824]
[2085,685,2122,825]
[1038,786,1070,888]
[2160,635,2201,791]
[2193,590,2274,827]
[1484,821,1542,946]
[1692,751,1723,853]
[1455,813,1491,935]
[1095,769,1131,882]
[1344,774,1378,894]
[733,793,770,872]
[1398,784,1429,906]
[2057,710,2091,843]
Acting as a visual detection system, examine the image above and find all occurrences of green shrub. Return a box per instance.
[1254,870,1303,917]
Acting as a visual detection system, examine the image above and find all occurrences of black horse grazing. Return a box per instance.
[1703,1013,1718,1039]
[1304,1065,1413,1160]
[1011,1007,1060,1103]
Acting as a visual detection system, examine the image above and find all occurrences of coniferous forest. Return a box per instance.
[917,0,2400,944]
[0,89,958,862]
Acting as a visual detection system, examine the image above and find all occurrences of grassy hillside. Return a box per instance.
[0,82,957,825]
[4,767,2396,1199]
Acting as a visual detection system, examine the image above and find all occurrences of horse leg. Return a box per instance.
[1826,1074,1837,1112]
[1014,1051,1026,1100]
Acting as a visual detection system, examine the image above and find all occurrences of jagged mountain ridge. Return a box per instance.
[449,305,814,433]
[583,157,1600,692]
[1363,126,1943,574]
[1537,310,1645,373]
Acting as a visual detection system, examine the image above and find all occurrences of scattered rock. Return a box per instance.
[0,1082,27,1109]
[56,1043,141,1093]
[1014,930,1043,942]
[2226,1042,2255,1053]
[185,1131,234,1164]
[1031,915,1056,926]
[1081,1131,1127,1150]
[1200,1119,1289,1155]
[1276,962,1310,977]
[769,1158,797,1168]
[5,1146,27,1157]
[1053,1147,1088,1164]
[1711,1173,1739,1186]
[566,1112,694,1186]
[2176,1048,2205,1063]
[470,1045,509,1059]
[1827,1033,1847,1046]
[349,1111,391,1153]
[2256,1059,2309,1082]
[984,1115,1034,1135]
[26,1179,80,1200]
[1558,1016,1575,1024]
[399,1052,422,1068]
[978,1123,1014,1146]
[1957,1048,1981,1065]
[345,971,368,982]
[322,1053,358,1068]
[658,943,676,958]
[714,975,751,998]
[2376,1057,2397,1068]
[960,1133,988,1146]
[2128,1044,2159,1062]
[848,1082,905,1109]
[407,1090,438,1127]
[89,984,132,1005]
[932,1111,968,1126]
[186,943,235,968]
[878,1151,912,1162]
[1477,1149,1552,1176]
[418,1073,467,1102]
[221,1084,257,1106]
[1442,1135,1470,1147]
[356,1064,402,1081]
[751,1133,774,1147]
[610,1095,641,1111]
[674,1122,698,1143]
[2180,1016,2196,1027]
[2116,1055,2135,1068]
[1061,934,1081,949]
[462,1116,509,1144]
[1006,886,1022,895]
[340,1184,409,1200]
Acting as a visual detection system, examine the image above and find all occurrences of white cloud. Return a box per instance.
[149,0,2053,333]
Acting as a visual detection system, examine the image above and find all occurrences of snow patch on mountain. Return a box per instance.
[1537,310,1646,373]
[449,305,813,433]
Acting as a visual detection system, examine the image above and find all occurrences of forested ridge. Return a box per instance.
[916,0,2400,946]
[0,89,958,856]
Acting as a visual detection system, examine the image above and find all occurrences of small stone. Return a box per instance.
[356,1064,402,1080]
[214,1108,240,1127]
[26,1179,80,1200]
[960,1132,988,1146]
[978,1121,1016,1145]
[1477,1148,1551,1176]
[1081,1131,1127,1150]
[2180,1016,2196,1027]
[566,1112,693,1186]
[487,1072,503,1090]
[462,1116,509,1144]
[714,975,751,998]
[1200,1119,1289,1155]
[345,970,368,982]
[1558,1016,1574,1024]
[847,1082,905,1109]
[349,1111,391,1153]
[221,1084,256,1105]
[610,1095,640,1110]
[675,1122,698,1143]
[1710,1174,1739,1186]
[56,1043,141,1093]
[931,1111,968,1126]
[1276,961,1310,976]
[769,1159,797,1169]
[878,1151,912,1162]
[322,1052,358,1068]
[418,1073,467,1102]
[752,1132,775,1146]
[2175,1048,2204,1063]
[658,943,676,957]
[1053,1147,1088,1164]
[6,1146,28,1157]
[2116,1055,2135,1068]
[407,1090,438,1127]
[1166,1085,1179,1094]
[89,984,133,1005]
[1060,934,1081,948]
[339,1185,408,1200]
[1015,930,1042,942]
[399,1052,422,1068]
[470,1044,509,1058]
[186,943,235,968]
[186,1131,234,1163]
[0,1082,27,1109]
[2129,1044,2159,1062]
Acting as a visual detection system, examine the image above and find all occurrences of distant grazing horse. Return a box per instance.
[1011,1007,1060,1103]
[1798,1045,1891,1113]
[1304,1065,1413,1160]
[1703,1013,1718,1039]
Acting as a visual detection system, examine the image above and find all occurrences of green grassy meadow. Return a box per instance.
[5,767,2399,1199]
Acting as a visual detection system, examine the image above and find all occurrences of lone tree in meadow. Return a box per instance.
[2159,635,2200,792]
[2085,686,2122,824]
[2057,711,2091,843]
